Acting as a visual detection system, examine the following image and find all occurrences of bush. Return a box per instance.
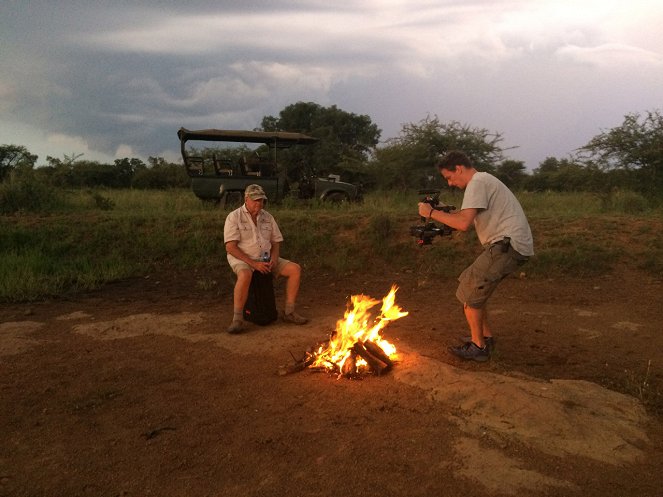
[88,190,115,210]
[599,190,650,214]
[0,176,65,214]
[132,164,190,189]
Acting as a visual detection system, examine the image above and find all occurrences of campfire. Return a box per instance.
[281,285,408,378]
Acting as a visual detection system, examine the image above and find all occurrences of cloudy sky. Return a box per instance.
[1,0,662,169]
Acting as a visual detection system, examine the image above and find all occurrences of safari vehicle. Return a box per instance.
[177,127,362,207]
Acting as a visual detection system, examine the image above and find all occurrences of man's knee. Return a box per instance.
[235,268,252,287]
[279,261,301,278]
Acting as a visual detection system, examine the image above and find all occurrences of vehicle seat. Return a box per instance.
[214,156,233,176]
[187,157,204,175]
[258,162,275,177]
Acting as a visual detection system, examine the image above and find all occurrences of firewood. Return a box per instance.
[340,350,357,377]
[352,342,388,375]
[277,354,316,376]
[363,340,393,369]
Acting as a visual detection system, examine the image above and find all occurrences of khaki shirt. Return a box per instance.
[223,204,284,265]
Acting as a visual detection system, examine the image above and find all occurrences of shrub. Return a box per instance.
[0,176,65,214]
[599,190,649,214]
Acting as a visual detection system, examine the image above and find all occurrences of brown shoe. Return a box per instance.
[283,312,308,325]
[227,320,245,334]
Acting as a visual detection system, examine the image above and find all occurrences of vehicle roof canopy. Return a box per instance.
[177,127,318,146]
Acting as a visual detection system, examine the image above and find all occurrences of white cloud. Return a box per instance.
[556,43,663,68]
[47,133,91,151]
[114,144,135,158]
[2,0,662,168]
[78,12,371,55]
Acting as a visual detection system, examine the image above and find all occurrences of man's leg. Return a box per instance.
[228,268,252,333]
[463,304,486,348]
[464,304,494,347]
[449,303,490,361]
[278,261,308,324]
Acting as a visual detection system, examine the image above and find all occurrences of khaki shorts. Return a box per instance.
[229,257,291,277]
[456,242,528,308]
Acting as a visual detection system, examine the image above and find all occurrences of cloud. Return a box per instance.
[46,133,95,157]
[78,11,385,56]
[114,144,135,158]
[556,43,663,68]
[1,0,662,168]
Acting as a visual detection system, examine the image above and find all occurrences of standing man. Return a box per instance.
[418,151,533,361]
[224,184,308,334]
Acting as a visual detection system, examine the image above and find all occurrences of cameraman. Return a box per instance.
[418,151,533,362]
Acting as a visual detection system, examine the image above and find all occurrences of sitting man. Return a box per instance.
[223,184,309,334]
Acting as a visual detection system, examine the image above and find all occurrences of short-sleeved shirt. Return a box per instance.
[461,172,534,257]
[223,205,284,266]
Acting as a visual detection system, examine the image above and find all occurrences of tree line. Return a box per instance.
[2,104,662,199]
[0,152,189,190]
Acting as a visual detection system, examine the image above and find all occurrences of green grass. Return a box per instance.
[1,188,662,301]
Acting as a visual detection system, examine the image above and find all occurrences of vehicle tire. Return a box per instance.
[324,192,349,203]
[223,191,243,209]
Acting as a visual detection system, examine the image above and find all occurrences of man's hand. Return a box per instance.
[252,260,272,274]
[226,240,274,274]
[418,202,434,219]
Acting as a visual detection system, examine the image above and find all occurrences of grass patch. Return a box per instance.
[622,360,663,416]
[1,188,662,301]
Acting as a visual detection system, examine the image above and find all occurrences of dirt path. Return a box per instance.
[1,270,662,496]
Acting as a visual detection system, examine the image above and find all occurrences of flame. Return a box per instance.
[310,284,408,375]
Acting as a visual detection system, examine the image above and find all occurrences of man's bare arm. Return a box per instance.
[418,203,478,232]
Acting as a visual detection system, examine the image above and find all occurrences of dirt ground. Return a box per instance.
[1,267,662,497]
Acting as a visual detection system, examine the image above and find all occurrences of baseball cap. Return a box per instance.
[245,184,267,200]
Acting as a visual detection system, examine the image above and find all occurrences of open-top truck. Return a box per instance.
[178,127,362,207]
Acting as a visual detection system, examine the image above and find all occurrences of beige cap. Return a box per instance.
[245,184,267,200]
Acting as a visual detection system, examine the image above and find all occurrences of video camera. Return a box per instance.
[410,189,455,246]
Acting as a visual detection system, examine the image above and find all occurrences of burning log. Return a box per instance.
[340,350,357,377]
[277,340,328,376]
[363,340,393,369]
[351,342,388,376]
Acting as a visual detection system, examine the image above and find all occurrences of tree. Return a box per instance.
[114,158,147,188]
[527,157,562,191]
[0,144,38,181]
[526,156,611,192]
[260,102,381,182]
[132,157,189,189]
[579,110,663,196]
[370,116,508,190]
[495,160,527,189]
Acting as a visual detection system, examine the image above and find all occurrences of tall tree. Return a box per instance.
[370,116,507,190]
[260,101,381,182]
[0,144,38,181]
[579,110,663,195]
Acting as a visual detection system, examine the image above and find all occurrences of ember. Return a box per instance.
[281,285,408,378]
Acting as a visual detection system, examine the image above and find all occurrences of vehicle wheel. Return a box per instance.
[223,191,243,209]
[325,192,349,203]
